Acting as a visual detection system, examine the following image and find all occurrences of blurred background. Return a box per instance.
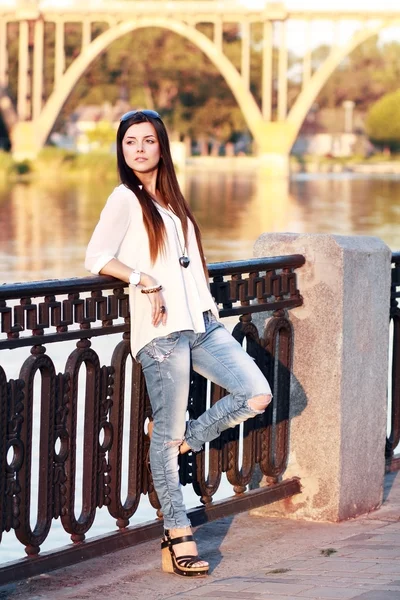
[0,0,400,282]
[0,0,400,283]
[1,0,400,563]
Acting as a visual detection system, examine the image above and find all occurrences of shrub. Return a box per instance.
[366,89,400,152]
[0,150,14,174]
[13,159,31,175]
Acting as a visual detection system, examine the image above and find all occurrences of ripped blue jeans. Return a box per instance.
[136,311,272,529]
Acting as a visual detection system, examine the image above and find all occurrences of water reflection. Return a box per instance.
[1,171,400,284]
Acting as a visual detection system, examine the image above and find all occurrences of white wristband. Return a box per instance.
[129,270,141,286]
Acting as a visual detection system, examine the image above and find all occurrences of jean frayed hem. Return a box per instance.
[163,517,192,530]
[184,420,204,453]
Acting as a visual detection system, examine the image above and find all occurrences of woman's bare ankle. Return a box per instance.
[168,525,191,537]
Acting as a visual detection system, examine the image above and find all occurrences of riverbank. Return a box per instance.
[0,148,117,183]
[1,148,400,182]
[187,154,400,175]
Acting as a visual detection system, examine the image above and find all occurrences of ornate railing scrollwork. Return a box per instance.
[0,255,304,584]
[386,252,400,471]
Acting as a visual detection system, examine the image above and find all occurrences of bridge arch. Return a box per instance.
[286,18,400,149]
[20,15,400,161]
[36,17,262,150]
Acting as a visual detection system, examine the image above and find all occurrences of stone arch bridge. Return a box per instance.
[0,0,399,173]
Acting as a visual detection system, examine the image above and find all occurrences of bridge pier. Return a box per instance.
[253,121,296,177]
[10,121,42,161]
[257,153,289,177]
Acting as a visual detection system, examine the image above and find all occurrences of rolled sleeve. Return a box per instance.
[85,187,132,274]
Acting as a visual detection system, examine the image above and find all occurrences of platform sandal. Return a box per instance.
[161,529,209,577]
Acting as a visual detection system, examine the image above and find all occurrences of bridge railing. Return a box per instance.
[386,251,400,472]
[0,255,304,585]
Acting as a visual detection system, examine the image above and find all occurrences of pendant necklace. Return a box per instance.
[160,207,190,268]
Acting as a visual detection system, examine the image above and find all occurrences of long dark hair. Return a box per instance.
[116,111,207,275]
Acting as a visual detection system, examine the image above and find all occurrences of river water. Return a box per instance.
[0,168,399,563]
[1,169,400,283]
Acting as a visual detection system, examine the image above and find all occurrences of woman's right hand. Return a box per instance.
[140,273,167,327]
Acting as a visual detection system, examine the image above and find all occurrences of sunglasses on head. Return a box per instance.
[120,109,161,122]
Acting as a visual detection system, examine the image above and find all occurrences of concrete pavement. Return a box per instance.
[1,472,400,600]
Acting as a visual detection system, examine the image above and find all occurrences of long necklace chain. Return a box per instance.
[160,206,190,268]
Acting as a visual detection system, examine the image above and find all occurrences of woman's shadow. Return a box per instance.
[179,314,308,573]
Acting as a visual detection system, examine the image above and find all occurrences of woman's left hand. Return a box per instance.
[151,290,167,327]
[139,273,168,327]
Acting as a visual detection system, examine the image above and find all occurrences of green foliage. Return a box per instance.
[366,89,400,151]
[314,37,400,111]
[85,121,116,151]
[0,150,14,173]
[31,147,116,180]
[13,160,31,175]
[74,152,116,175]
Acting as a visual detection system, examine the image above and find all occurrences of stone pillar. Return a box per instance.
[241,20,250,91]
[214,18,223,52]
[0,18,8,88]
[170,140,186,172]
[262,20,272,121]
[82,19,91,49]
[32,18,44,120]
[257,153,289,177]
[302,20,312,88]
[11,121,41,160]
[277,20,287,121]
[255,122,295,176]
[55,20,65,86]
[253,233,391,521]
[17,20,30,121]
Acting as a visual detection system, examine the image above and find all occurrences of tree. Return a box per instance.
[365,89,400,152]
[86,120,116,151]
[312,37,400,111]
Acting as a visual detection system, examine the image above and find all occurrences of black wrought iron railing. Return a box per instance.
[0,255,304,584]
[386,251,400,471]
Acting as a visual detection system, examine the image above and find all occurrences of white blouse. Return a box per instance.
[85,184,219,357]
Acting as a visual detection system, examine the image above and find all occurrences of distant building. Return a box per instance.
[292,106,368,157]
[51,101,130,152]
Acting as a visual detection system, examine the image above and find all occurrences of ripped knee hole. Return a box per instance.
[248,394,272,412]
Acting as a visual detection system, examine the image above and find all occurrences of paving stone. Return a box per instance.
[351,592,400,599]
[195,592,262,598]
[209,580,271,591]
[245,582,313,594]
[361,565,400,575]
[309,572,390,580]
[5,472,400,600]
[342,535,380,543]
[173,587,235,597]
[171,597,304,600]
[296,588,364,599]
[169,596,250,600]
[343,545,400,551]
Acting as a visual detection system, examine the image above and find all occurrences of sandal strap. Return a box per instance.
[169,534,194,545]
[176,555,203,568]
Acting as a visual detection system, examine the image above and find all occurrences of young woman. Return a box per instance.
[85,110,272,577]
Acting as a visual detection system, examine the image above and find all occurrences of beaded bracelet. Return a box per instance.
[141,284,163,294]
